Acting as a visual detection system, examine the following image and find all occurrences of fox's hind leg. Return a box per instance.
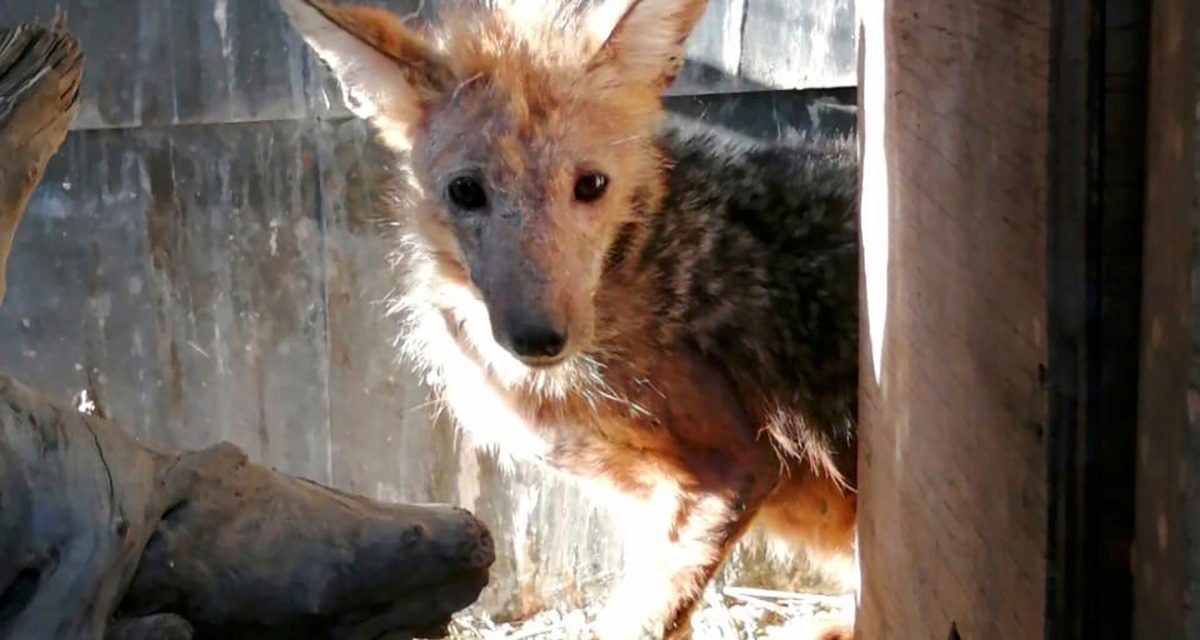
[755,470,858,586]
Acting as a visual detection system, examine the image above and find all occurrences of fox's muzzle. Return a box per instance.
[474,250,580,367]
[463,208,598,368]
[491,307,569,364]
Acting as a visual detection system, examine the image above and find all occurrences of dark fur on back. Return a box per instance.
[600,117,859,480]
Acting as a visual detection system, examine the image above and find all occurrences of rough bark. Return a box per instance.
[116,441,493,640]
[0,17,493,640]
[0,373,494,640]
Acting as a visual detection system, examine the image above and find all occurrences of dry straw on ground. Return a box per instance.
[447,585,855,639]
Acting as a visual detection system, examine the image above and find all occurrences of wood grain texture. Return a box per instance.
[1132,0,1198,635]
[857,0,1049,636]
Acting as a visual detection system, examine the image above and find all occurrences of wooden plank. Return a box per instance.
[856,0,1050,636]
[1132,0,1198,634]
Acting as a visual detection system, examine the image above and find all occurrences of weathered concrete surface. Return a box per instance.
[0,0,856,130]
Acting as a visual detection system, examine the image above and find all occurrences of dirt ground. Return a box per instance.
[447,586,855,639]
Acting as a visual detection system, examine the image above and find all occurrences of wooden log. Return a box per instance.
[0,373,177,639]
[0,373,493,640]
[0,16,493,640]
[116,441,493,640]
[0,12,82,304]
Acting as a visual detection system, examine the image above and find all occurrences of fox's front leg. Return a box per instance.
[584,347,777,640]
[594,464,776,640]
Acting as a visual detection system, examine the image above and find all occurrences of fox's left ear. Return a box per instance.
[280,0,453,145]
[585,0,709,89]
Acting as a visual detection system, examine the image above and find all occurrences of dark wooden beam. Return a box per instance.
[1132,0,1199,634]
[1045,0,1151,636]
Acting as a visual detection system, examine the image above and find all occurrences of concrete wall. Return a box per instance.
[856,0,1049,635]
[0,0,857,619]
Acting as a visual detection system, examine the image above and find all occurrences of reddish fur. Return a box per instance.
[815,626,855,640]
[284,1,858,637]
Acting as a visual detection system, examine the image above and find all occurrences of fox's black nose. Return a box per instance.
[507,324,568,360]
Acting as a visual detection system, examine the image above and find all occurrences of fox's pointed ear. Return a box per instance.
[585,0,708,89]
[280,0,453,142]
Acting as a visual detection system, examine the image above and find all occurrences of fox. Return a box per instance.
[280,0,860,638]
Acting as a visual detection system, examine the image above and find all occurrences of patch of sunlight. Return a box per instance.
[860,0,889,387]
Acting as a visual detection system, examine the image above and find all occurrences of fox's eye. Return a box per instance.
[574,172,609,203]
[447,176,488,211]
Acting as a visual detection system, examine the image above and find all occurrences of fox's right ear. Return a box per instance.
[584,0,709,90]
[280,0,453,144]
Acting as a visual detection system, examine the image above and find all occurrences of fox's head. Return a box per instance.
[283,0,708,368]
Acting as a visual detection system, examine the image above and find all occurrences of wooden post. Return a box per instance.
[0,17,493,640]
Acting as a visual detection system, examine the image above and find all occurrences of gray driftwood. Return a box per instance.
[0,17,493,640]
